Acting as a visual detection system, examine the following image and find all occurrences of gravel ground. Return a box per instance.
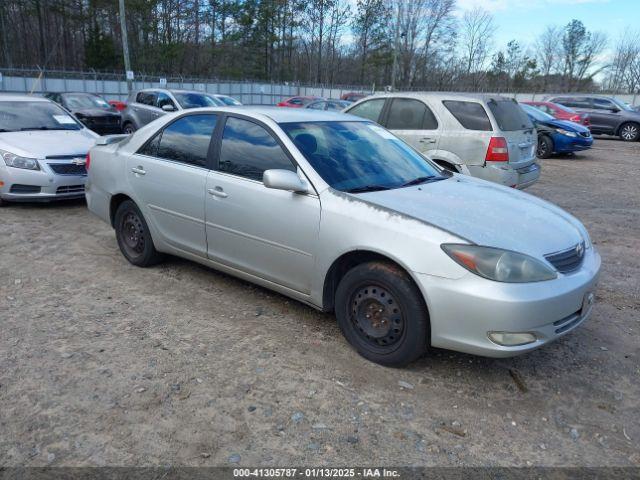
[1,138,639,468]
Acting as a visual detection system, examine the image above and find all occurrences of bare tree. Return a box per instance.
[607,29,640,93]
[459,7,495,88]
[561,19,607,91]
[536,25,561,90]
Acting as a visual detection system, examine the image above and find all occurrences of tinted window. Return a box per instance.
[218,117,295,181]
[153,114,217,167]
[136,91,157,106]
[443,101,492,131]
[385,98,438,130]
[487,99,533,131]
[556,97,591,109]
[593,98,616,110]
[347,99,385,123]
[281,121,443,192]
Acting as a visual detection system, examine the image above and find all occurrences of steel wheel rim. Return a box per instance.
[350,284,404,348]
[121,212,145,256]
[622,125,637,140]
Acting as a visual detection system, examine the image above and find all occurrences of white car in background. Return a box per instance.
[0,94,97,206]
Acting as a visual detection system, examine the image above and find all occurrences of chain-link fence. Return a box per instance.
[0,67,637,106]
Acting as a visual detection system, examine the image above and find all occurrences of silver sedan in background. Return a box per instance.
[86,107,600,366]
[0,94,97,205]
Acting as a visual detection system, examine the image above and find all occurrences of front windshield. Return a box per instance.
[218,96,241,106]
[610,97,633,111]
[174,92,220,109]
[0,101,82,132]
[521,104,554,122]
[64,93,110,110]
[280,121,444,192]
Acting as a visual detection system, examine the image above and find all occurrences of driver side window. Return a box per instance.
[156,92,176,110]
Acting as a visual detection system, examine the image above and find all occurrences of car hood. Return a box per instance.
[71,108,120,117]
[353,175,585,258]
[0,129,98,158]
[540,118,589,133]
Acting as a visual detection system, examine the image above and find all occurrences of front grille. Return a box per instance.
[544,242,585,273]
[56,185,85,194]
[10,184,41,194]
[49,163,87,175]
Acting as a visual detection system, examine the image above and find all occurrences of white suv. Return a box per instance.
[345,92,540,189]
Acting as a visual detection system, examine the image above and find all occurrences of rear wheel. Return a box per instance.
[619,122,639,142]
[335,261,429,366]
[114,200,164,267]
[123,122,136,134]
[537,135,554,159]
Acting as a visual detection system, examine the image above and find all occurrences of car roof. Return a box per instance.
[185,105,366,124]
[357,91,515,103]
[0,93,50,102]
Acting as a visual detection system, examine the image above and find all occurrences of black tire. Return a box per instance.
[619,122,640,142]
[123,122,137,134]
[537,135,554,159]
[114,200,164,267]
[335,261,429,367]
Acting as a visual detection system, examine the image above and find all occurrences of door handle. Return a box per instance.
[419,138,436,144]
[208,187,228,198]
[131,166,146,175]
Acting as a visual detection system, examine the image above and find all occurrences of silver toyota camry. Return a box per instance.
[0,94,98,205]
[86,107,600,366]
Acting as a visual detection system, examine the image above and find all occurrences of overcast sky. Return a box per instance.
[456,0,634,54]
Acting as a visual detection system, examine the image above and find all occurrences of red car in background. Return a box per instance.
[277,96,324,108]
[108,100,127,111]
[522,101,590,128]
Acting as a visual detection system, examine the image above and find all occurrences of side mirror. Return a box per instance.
[263,169,310,194]
[161,104,176,112]
[609,107,620,113]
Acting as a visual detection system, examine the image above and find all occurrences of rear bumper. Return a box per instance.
[415,246,601,357]
[468,162,540,190]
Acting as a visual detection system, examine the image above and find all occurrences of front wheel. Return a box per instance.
[619,122,640,142]
[335,261,429,367]
[537,135,554,159]
[114,200,164,267]
[123,123,137,134]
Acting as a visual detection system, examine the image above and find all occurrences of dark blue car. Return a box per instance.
[520,103,593,158]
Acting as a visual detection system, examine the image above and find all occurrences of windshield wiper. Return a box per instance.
[400,175,445,187]
[346,184,392,193]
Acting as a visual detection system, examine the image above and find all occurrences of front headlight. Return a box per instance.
[555,128,577,137]
[1,149,40,170]
[442,244,557,283]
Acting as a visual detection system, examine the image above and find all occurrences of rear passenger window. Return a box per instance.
[385,98,438,130]
[557,97,590,109]
[443,101,492,131]
[218,117,295,181]
[154,114,217,167]
[347,99,385,123]
[136,92,157,106]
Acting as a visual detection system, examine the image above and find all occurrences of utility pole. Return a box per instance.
[119,0,133,93]
[391,1,401,91]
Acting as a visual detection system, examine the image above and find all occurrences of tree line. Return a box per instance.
[0,0,638,93]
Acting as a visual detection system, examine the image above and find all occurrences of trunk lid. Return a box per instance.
[487,98,536,168]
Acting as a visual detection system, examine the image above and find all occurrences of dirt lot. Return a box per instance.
[1,138,639,468]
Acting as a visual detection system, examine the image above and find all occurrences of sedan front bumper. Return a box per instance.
[415,246,601,357]
[0,163,86,202]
